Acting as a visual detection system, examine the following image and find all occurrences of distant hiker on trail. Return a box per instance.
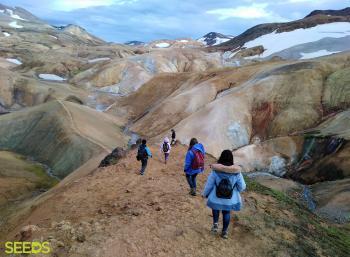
[171,129,176,145]
[184,138,205,196]
[202,150,246,239]
[136,139,152,175]
[160,137,171,164]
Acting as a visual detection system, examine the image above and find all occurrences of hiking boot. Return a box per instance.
[221,230,228,239]
[211,223,219,234]
[190,188,196,196]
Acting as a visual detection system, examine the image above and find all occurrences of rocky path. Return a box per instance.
[2,144,349,257]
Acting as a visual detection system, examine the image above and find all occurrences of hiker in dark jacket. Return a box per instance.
[202,150,246,239]
[137,139,152,175]
[171,129,176,145]
[184,138,205,196]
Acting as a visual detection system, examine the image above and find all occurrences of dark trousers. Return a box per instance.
[212,209,231,232]
[140,159,148,174]
[186,174,198,189]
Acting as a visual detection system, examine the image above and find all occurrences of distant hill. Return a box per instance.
[124,40,145,46]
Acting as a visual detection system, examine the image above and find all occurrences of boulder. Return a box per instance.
[99,147,127,167]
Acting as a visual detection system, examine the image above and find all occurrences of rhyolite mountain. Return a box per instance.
[0,4,349,257]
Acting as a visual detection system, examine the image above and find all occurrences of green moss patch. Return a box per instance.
[245,177,350,257]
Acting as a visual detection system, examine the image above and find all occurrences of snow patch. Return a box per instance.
[197,37,207,45]
[244,22,350,57]
[6,58,22,65]
[6,9,26,20]
[300,50,340,59]
[244,54,261,60]
[3,32,10,37]
[49,35,58,39]
[9,21,23,29]
[0,9,4,13]
[155,42,170,48]
[178,40,189,43]
[88,57,111,63]
[213,37,231,46]
[39,74,66,81]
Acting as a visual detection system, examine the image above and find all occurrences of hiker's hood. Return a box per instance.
[192,143,205,154]
[164,137,170,143]
[211,163,241,174]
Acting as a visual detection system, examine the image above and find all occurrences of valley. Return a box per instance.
[0,3,349,257]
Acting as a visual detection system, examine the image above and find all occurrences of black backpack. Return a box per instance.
[216,178,234,199]
[162,142,169,153]
[137,145,148,161]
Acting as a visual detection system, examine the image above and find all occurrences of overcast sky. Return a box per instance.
[1,0,349,43]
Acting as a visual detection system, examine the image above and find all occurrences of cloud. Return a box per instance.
[52,0,137,11]
[1,0,349,42]
[206,3,287,21]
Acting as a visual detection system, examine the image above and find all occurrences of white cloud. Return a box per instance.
[53,0,137,11]
[286,0,328,4]
[206,3,287,21]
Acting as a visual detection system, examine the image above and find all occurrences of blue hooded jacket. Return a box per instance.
[184,143,205,175]
[202,171,246,211]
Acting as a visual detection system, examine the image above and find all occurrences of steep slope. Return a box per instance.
[0,151,57,208]
[0,101,129,178]
[112,53,350,158]
[1,145,349,257]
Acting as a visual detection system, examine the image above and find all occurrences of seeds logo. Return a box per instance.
[4,242,51,254]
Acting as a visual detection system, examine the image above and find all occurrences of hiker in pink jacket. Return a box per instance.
[160,137,171,164]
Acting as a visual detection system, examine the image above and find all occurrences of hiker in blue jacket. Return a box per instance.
[184,138,205,196]
[137,139,152,175]
[202,150,246,239]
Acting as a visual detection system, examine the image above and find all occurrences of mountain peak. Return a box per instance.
[197,32,234,46]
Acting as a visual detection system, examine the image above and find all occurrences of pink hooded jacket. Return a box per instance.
[160,137,171,154]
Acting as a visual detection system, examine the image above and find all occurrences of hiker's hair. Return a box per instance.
[142,139,147,145]
[218,150,234,166]
[188,138,198,150]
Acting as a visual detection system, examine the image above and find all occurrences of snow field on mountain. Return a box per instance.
[244,22,350,57]
[9,21,23,28]
[88,57,111,63]
[39,74,66,81]
[300,50,341,59]
[155,42,170,48]
[6,58,22,65]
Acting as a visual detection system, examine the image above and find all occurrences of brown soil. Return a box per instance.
[1,144,349,257]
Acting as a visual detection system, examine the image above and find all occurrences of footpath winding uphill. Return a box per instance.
[1,144,349,257]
